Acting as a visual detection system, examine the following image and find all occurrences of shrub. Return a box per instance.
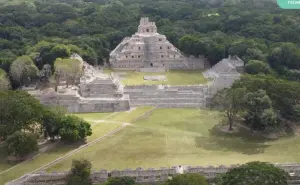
[59,115,92,142]
[104,177,135,185]
[67,159,92,185]
[165,174,209,185]
[4,131,38,158]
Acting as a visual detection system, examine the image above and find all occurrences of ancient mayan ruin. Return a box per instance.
[26,54,130,113]
[109,17,208,71]
[26,54,244,111]
[26,17,245,112]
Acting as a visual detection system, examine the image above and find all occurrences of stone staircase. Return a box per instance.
[124,85,208,108]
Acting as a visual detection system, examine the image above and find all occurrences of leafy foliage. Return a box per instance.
[243,90,277,131]
[0,0,299,75]
[0,68,11,90]
[9,55,38,86]
[4,131,38,158]
[104,177,136,185]
[59,115,92,143]
[67,159,92,185]
[0,90,44,139]
[216,161,289,185]
[233,75,300,121]
[42,106,67,140]
[54,58,83,90]
[211,87,246,130]
[245,60,273,75]
[165,174,209,185]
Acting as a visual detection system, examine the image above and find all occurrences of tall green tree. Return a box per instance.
[9,55,38,87]
[0,69,11,90]
[0,91,44,139]
[4,131,38,158]
[245,60,273,75]
[212,88,246,131]
[243,89,278,131]
[59,115,92,143]
[216,161,289,185]
[233,75,300,121]
[67,159,92,185]
[54,58,83,91]
[42,106,67,140]
[268,43,300,70]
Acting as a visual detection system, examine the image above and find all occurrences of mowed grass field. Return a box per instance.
[0,108,154,185]
[3,108,300,184]
[104,69,207,85]
[48,108,300,172]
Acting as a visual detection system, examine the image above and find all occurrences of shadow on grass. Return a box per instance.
[195,125,272,155]
[46,140,88,154]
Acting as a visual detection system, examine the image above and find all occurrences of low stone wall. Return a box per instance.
[7,164,300,185]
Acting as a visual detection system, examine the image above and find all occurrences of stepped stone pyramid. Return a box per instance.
[109,17,207,71]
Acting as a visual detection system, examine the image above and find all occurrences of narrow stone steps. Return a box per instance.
[130,98,204,103]
[130,102,205,108]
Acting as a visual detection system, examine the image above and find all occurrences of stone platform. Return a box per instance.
[124,85,208,108]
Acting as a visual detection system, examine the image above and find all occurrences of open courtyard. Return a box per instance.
[104,69,207,85]
[2,107,300,184]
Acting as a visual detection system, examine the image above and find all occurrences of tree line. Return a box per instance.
[1,0,300,88]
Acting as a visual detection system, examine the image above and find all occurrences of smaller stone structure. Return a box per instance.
[203,55,244,79]
[28,59,130,113]
[203,55,245,97]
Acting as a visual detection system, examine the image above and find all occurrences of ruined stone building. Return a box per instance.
[27,56,130,113]
[109,17,207,70]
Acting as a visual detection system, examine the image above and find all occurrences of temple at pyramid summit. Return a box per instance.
[109,17,208,71]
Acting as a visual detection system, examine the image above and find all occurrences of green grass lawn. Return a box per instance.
[107,107,155,123]
[48,108,300,172]
[0,122,122,185]
[73,112,112,121]
[4,108,300,184]
[104,69,207,85]
[0,107,154,184]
